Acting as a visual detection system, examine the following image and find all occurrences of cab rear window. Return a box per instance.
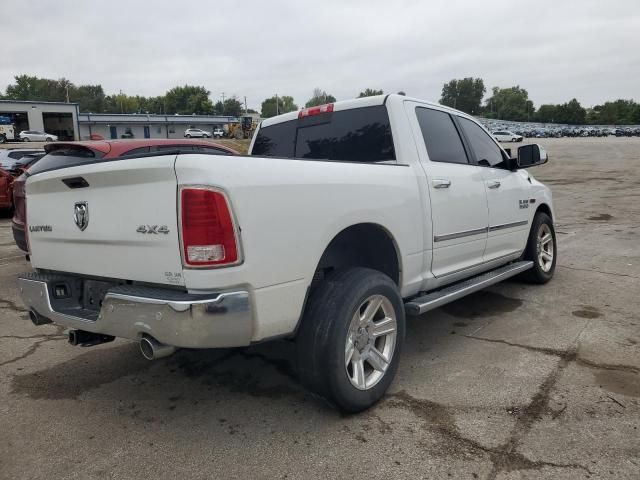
[252,105,395,163]
[27,147,103,176]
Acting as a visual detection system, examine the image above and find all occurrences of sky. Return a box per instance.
[2,0,639,111]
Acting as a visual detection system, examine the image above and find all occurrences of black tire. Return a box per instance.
[296,267,405,412]
[520,212,557,284]
[22,137,30,142]
[185,134,191,138]
[0,134,6,144]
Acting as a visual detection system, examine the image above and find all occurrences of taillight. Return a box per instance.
[298,103,334,119]
[180,187,240,267]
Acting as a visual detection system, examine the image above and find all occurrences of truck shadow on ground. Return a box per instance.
[10,288,525,412]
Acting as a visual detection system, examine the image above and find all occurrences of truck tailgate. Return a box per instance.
[26,155,185,286]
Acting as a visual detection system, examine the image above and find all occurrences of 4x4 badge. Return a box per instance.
[73,202,89,231]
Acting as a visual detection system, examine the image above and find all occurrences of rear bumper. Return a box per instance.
[17,273,252,348]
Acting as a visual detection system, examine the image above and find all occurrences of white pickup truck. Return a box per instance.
[18,94,556,412]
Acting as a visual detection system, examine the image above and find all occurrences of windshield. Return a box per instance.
[251,105,395,163]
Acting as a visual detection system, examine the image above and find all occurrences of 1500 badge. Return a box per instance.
[136,225,170,234]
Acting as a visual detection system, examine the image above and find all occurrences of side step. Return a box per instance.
[404,261,533,316]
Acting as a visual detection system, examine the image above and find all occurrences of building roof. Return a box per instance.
[0,99,79,106]
[79,113,240,124]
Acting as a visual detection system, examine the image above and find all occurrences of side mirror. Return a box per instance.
[517,144,548,168]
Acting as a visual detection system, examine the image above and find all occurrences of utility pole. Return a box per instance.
[275,93,279,115]
[221,92,226,104]
[244,96,248,114]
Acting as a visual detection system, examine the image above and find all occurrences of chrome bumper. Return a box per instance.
[17,273,252,348]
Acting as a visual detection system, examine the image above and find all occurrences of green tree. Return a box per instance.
[305,88,336,108]
[587,99,639,125]
[357,88,384,98]
[558,98,586,125]
[261,95,297,118]
[222,96,244,116]
[70,84,106,112]
[535,104,558,123]
[164,85,214,115]
[439,78,485,115]
[484,86,534,122]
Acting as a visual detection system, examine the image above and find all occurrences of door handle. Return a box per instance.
[487,180,501,189]
[432,179,451,189]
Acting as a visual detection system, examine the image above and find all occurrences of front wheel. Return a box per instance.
[520,212,556,283]
[296,267,405,412]
[22,137,30,142]
[0,134,6,144]
[45,137,53,142]
[185,134,191,138]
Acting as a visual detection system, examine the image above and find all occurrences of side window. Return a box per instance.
[415,107,468,165]
[156,145,196,153]
[122,146,150,156]
[458,117,506,168]
[199,146,232,155]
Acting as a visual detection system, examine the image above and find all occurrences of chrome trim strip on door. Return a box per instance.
[488,220,528,232]
[434,227,488,242]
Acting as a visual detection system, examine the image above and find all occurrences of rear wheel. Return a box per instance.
[520,212,556,283]
[296,267,405,412]
[22,137,30,142]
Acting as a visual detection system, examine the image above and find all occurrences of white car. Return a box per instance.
[19,130,58,142]
[213,128,224,138]
[0,149,44,170]
[492,130,523,142]
[18,94,555,412]
[183,128,211,138]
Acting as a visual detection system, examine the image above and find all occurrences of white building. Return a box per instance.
[0,100,80,140]
[78,113,241,140]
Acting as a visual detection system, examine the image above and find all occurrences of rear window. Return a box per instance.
[252,105,395,162]
[28,147,103,176]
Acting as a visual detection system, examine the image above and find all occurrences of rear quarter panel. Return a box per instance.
[175,154,425,340]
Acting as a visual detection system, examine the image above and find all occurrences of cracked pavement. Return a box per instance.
[1,137,639,479]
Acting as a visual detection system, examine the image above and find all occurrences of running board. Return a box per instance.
[404,261,533,316]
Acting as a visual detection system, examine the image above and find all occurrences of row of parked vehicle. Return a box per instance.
[485,120,640,139]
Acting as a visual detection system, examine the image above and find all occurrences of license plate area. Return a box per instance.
[82,280,114,311]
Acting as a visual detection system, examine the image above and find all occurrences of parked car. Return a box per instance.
[11,139,237,252]
[492,130,523,142]
[19,130,58,142]
[0,168,13,209]
[17,95,555,412]
[184,128,212,138]
[0,148,44,170]
[213,128,224,138]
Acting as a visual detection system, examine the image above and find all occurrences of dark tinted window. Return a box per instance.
[122,146,150,156]
[199,146,232,155]
[28,147,101,175]
[416,107,468,164]
[458,117,506,168]
[156,145,196,152]
[252,105,395,162]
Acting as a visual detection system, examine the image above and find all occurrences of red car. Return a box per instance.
[12,139,237,252]
[0,168,12,210]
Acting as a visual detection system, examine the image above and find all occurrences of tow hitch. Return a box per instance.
[68,330,115,347]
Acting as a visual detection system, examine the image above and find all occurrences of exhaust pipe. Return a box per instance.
[68,330,115,347]
[29,309,52,326]
[139,335,176,360]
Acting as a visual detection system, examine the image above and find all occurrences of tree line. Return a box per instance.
[439,77,640,125]
[3,74,638,125]
[0,75,385,120]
